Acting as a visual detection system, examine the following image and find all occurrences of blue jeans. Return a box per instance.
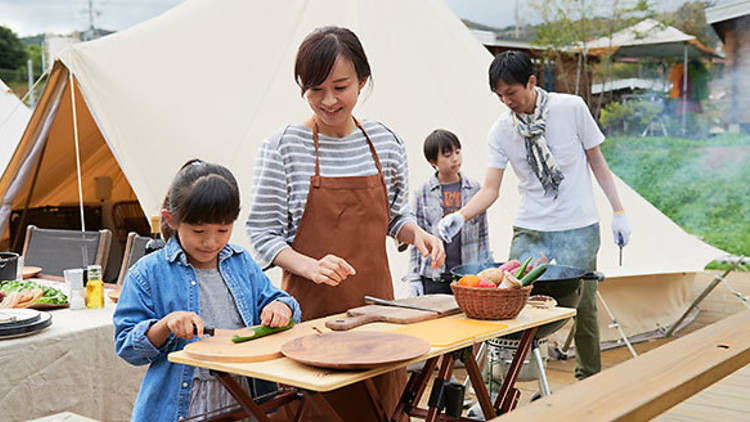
[509,223,600,379]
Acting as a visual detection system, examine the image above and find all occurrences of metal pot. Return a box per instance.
[450,262,604,339]
[0,252,20,281]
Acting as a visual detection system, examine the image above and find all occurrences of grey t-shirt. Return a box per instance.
[193,267,244,380]
[441,181,462,272]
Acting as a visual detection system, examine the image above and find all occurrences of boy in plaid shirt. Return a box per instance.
[407,129,490,295]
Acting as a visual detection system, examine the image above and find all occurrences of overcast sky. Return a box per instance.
[0,0,707,37]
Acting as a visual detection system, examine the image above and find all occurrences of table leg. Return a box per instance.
[494,327,537,414]
[212,371,272,422]
[391,357,439,420]
[425,353,455,422]
[461,348,496,419]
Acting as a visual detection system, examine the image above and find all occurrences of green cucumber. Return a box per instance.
[514,257,533,278]
[231,320,295,343]
[521,264,548,287]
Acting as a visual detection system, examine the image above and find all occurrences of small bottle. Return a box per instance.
[64,268,85,310]
[145,216,166,254]
[85,264,104,309]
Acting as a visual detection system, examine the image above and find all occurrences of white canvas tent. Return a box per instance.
[0,79,31,181]
[0,0,724,340]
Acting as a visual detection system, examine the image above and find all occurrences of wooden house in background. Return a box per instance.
[469,29,595,105]
[706,0,750,132]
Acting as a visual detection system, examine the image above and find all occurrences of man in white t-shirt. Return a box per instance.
[437,51,631,379]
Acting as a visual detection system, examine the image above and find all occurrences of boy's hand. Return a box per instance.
[260,301,292,328]
[410,280,424,296]
[437,212,464,243]
[163,311,204,339]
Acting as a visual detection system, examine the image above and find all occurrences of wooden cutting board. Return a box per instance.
[325,294,460,331]
[388,317,508,347]
[183,324,319,363]
[280,331,430,369]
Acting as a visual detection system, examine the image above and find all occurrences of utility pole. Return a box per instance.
[514,0,520,39]
[88,0,95,31]
[27,59,35,107]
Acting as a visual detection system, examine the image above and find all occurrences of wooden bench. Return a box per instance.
[494,309,750,421]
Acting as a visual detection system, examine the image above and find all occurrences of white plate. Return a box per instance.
[0,311,52,339]
[0,308,41,325]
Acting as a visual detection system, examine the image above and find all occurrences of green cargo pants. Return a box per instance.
[509,223,601,380]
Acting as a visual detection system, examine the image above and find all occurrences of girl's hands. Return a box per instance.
[260,301,293,327]
[307,254,356,286]
[413,231,446,269]
[164,311,205,339]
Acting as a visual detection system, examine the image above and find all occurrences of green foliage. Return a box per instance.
[600,100,661,135]
[0,25,28,70]
[659,1,720,48]
[705,260,750,273]
[601,135,750,257]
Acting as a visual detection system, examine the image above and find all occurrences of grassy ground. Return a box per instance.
[601,134,750,263]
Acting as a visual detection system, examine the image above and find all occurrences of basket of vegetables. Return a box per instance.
[450,258,547,320]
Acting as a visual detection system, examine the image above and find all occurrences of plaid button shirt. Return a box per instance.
[406,172,490,282]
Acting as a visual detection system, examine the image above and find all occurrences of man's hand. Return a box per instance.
[436,212,464,243]
[612,212,631,246]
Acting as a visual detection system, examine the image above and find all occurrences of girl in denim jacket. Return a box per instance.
[114,159,301,421]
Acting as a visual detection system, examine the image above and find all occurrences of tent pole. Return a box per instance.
[681,44,687,135]
[69,72,86,232]
[10,138,49,251]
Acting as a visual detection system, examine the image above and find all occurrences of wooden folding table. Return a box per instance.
[168,306,575,421]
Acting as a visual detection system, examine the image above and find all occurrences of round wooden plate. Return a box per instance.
[280,331,430,369]
[22,266,42,279]
[107,289,121,303]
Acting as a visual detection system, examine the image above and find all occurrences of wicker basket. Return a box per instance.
[450,282,532,320]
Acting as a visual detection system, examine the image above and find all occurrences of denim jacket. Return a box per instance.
[407,172,491,283]
[113,237,301,422]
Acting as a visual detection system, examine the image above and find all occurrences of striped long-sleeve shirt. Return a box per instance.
[246,121,416,268]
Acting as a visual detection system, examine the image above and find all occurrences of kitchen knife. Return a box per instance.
[193,325,215,336]
[617,233,624,267]
[363,296,441,313]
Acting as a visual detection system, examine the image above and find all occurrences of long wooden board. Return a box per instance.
[325,294,459,330]
[494,309,750,422]
[183,324,319,363]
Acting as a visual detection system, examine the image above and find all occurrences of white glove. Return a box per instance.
[612,212,631,246]
[437,212,465,243]
[409,279,424,296]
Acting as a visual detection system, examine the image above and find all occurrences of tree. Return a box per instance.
[531,0,652,113]
[660,1,720,48]
[0,26,28,70]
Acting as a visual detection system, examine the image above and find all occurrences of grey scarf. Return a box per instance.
[511,87,564,198]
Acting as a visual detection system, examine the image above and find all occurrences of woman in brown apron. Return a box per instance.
[246,27,444,421]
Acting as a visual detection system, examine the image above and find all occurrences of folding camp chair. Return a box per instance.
[116,232,150,285]
[21,225,112,278]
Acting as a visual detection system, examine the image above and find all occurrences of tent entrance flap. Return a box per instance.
[1,63,141,250]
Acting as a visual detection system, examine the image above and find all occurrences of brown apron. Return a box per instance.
[280,118,406,421]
